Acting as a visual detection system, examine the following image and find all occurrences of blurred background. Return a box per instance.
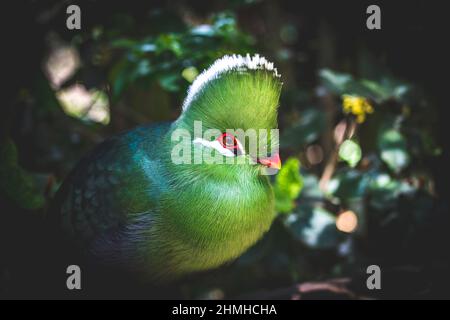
[1,0,449,299]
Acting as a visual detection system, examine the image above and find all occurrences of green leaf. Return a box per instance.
[363,77,413,103]
[368,172,415,210]
[274,158,303,214]
[134,60,152,77]
[275,158,303,199]
[108,59,134,101]
[328,169,369,201]
[319,69,353,94]
[359,79,391,101]
[110,38,138,49]
[274,194,295,215]
[299,173,324,199]
[138,43,157,53]
[281,108,325,148]
[181,66,199,83]
[319,69,378,101]
[0,139,45,209]
[378,129,410,173]
[156,34,182,56]
[338,139,362,168]
[190,25,215,37]
[158,73,180,92]
[319,68,412,103]
[284,205,340,249]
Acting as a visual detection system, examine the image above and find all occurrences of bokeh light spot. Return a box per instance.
[336,210,358,233]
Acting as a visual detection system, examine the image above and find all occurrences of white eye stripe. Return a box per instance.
[193,137,245,157]
[193,138,234,157]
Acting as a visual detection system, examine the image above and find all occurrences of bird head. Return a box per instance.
[173,54,282,174]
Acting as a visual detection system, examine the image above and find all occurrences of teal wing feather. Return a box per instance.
[50,123,171,263]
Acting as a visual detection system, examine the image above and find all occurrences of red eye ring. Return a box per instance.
[217,133,238,150]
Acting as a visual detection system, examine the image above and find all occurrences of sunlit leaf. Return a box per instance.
[158,73,180,92]
[320,68,413,103]
[378,129,410,173]
[156,34,182,56]
[338,139,362,167]
[299,173,324,199]
[368,172,415,210]
[181,66,199,83]
[139,43,157,53]
[319,69,353,94]
[359,79,391,100]
[329,169,370,201]
[274,158,303,214]
[57,85,110,125]
[190,25,215,37]
[285,205,341,249]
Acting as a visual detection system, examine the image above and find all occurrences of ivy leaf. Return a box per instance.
[319,69,353,94]
[299,173,324,199]
[274,158,303,214]
[378,129,410,173]
[158,73,180,92]
[368,172,415,210]
[156,34,182,56]
[320,69,413,103]
[108,59,134,101]
[284,205,340,249]
[328,169,370,202]
[138,43,157,53]
[359,79,391,101]
[339,139,362,168]
[190,25,215,37]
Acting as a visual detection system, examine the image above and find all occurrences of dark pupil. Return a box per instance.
[224,136,234,146]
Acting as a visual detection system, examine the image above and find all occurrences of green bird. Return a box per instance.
[51,54,282,283]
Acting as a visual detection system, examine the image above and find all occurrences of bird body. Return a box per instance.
[52,54,282,282]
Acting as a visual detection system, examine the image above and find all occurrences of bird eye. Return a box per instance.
[218,133,238,150]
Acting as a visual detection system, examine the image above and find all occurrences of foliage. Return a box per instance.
[378,128,410,173]
[0,139,45,210]
[274,157,303,213]
[105,11,254,102]
[1,0,447,299]
[339,140,361,168]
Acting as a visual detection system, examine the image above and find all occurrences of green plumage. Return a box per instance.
[52,54,282,281]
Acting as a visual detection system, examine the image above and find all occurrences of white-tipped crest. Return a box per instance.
[182,54,280,112]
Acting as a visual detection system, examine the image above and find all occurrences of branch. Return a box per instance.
[236,278,370,300]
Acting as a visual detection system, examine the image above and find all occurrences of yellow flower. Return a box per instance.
[342,95,374,123]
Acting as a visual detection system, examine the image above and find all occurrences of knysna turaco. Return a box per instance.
[51,54,283,281]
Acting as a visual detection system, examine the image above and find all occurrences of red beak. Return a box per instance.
[257,153,281,170]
